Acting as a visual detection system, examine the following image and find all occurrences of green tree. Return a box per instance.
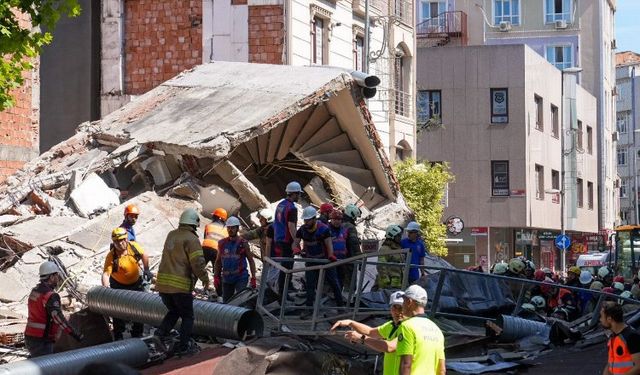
[0,0,80,111]
[394,158,454,256]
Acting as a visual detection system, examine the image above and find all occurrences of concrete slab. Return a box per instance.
[1,216,88,249]
[70,173,120,218]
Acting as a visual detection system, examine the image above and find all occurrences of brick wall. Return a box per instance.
[0,12,40,183]
[248,5,284,64]
[124,0,202,95]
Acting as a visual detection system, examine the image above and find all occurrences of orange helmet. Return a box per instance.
[124,204,140,216]
[212,208,228,221]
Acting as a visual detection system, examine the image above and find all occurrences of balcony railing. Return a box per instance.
[416,11,468,47]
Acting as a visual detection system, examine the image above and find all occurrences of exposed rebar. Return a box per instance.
[0,338,149,375]
[86,286,263,340]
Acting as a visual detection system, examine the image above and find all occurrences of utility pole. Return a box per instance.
[633,66,638,224]
[364,0,370,74]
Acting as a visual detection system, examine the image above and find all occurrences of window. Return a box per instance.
[354,35,364,71]
[551,169,560,203]
[534,95,543,130]
[494,0,520,25]
[535,164,544,200]
[417,90,441,125]
[621,178,628,198]
[577,120,583,150]
[577,178,583,208]
[551,104,559,138]
[545,0,572,23]
[618,148,627,166]
[617,113,628,134]
[587,126,593,154]
[546,45,573,70]
[491,160,509,196]
[420,1,445,23]
[312,17,326,65]
[587,181,594,210]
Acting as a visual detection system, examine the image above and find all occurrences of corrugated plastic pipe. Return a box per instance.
[86,286,263,340]
[0,338,149,375]
[497,314,550,342]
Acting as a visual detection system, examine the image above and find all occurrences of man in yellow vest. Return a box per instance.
[102,227,151,340]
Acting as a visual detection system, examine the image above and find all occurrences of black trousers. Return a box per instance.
[275,241,294,296]
[25,336,53,358]
[158,293,194,348]
[109,277,144,339]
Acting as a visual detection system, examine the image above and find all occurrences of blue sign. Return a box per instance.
[555,234,571,251]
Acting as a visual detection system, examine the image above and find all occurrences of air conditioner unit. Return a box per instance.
[555,20,568,29]
[499,21,512,32]
[612,131,619,142]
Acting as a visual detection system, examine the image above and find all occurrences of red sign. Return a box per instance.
[510,189,526,197]
[471,227,488,236]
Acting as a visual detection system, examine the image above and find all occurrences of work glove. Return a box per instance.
[250,277,257,289]
[328,255,337,262]
[293,247,302,255]
[71,332,84,343]
[214,275,221,291]
[143,269,154,282]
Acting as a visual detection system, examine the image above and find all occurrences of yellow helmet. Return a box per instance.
[112,227,128,241]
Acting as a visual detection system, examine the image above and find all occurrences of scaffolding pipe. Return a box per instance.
[0,338,149,375]
[86,287,263,341]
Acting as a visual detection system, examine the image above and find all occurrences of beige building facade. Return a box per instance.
[417,44,598,271]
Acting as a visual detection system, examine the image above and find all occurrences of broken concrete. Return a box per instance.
[70,173,121,218]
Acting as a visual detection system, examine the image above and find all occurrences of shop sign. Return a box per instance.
[491,161,509,196]
[471,227,488,236]
[539,231,556,240]
[491,88,509,124]
[510,189,526,197]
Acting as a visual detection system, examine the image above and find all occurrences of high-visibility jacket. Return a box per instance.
[25,285,57,341]
[376,239,404,288]
[157,225,210,294]
[202,221,227,250]
[608,331,636,374]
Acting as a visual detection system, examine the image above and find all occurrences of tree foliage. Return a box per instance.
[394,158,454,257]
[0,0,80,111]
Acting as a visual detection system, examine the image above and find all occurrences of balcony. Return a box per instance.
[416,11,468,48]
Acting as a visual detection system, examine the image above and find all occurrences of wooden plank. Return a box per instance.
[244,139,260,165]
[256,132,270,165]
[315,161,376,188]
[267,123,286,162]
[276,107,313,160]
[299,117,342,153]
[291,104,330,151]
[308,150,365,169]
[303,133,353,157]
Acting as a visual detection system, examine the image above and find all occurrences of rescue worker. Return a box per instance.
[598,266,614,287]
[121,204,140,241]
[400,222,427,284]
[294,206,344,318]
[102,227,151,340]
[202,208,228,268]
[491,262,508,275]
[242,208,274,260]
[319,203,334,224]
[530,295,547,315]
[25,261,83,357]
[329,209,350,288]
[548,286,578,321]
[601,301,640,374]
[505,258,525,278]
[576,270,595,314]
[523,260,536,280]
[376,225,405,290]
[214,216,257,303]
[331,291,406,375]
[273,181,302,299]
[565,266,581,288]
[343,203,363,256]
[155,208,210,356]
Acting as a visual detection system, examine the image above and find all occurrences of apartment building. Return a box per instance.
[416,0,617,232]
[417,44,598,271]
[616,51,640,225]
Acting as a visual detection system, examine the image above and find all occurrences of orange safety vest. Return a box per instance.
[608,333,635,374]
[203,222,227,250]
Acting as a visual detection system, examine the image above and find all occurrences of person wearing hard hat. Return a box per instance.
[121,204,140,241]
[294,206,344,317]
[576,270,595,314]
[491,262,508,275]
[242,208,274,261]
[565,266,581,288]
[343,203,363,256]
[597,266,614,287]
[329,209,351,288]
[202,208,228,279]
[319,203,334,224]
[397,285,445,375]
[331,291,406,375]
[25,261,83,357]
[273,181,302,299]
[102,227,151,340]
[505,258,526,278]
[214,216,257,303]
[376,225,405,290]
[155,208,210,356]
[400,222,428,284]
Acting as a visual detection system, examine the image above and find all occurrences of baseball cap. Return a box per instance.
[402,285,428,306]
[389,291,405,306]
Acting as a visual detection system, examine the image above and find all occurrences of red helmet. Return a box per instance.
[534,270,545,281]
[613,276,625,283]
[602,287,616,294]
[124,204,140,216]
[320,203,334,215]
[330,210,343,220]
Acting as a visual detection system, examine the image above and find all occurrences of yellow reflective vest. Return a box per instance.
[157,225,210,294]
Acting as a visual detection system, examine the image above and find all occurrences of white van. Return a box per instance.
[576,252,611,276]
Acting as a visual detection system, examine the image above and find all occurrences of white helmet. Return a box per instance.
[285,181,303,193]
[225,216,241,227]
[258,208,273,222]
[302,206,318,220]
[406,221,421,232]
[492,262,508,275]
[522,303,536,312]
[598,266,611,279]
[385,225,403,239]
[531,295,546,309]
[344,204,362,220]
[508,258,526,274]
[613,282,625,292]
[39,261,60,278]
[579,270,593,285]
